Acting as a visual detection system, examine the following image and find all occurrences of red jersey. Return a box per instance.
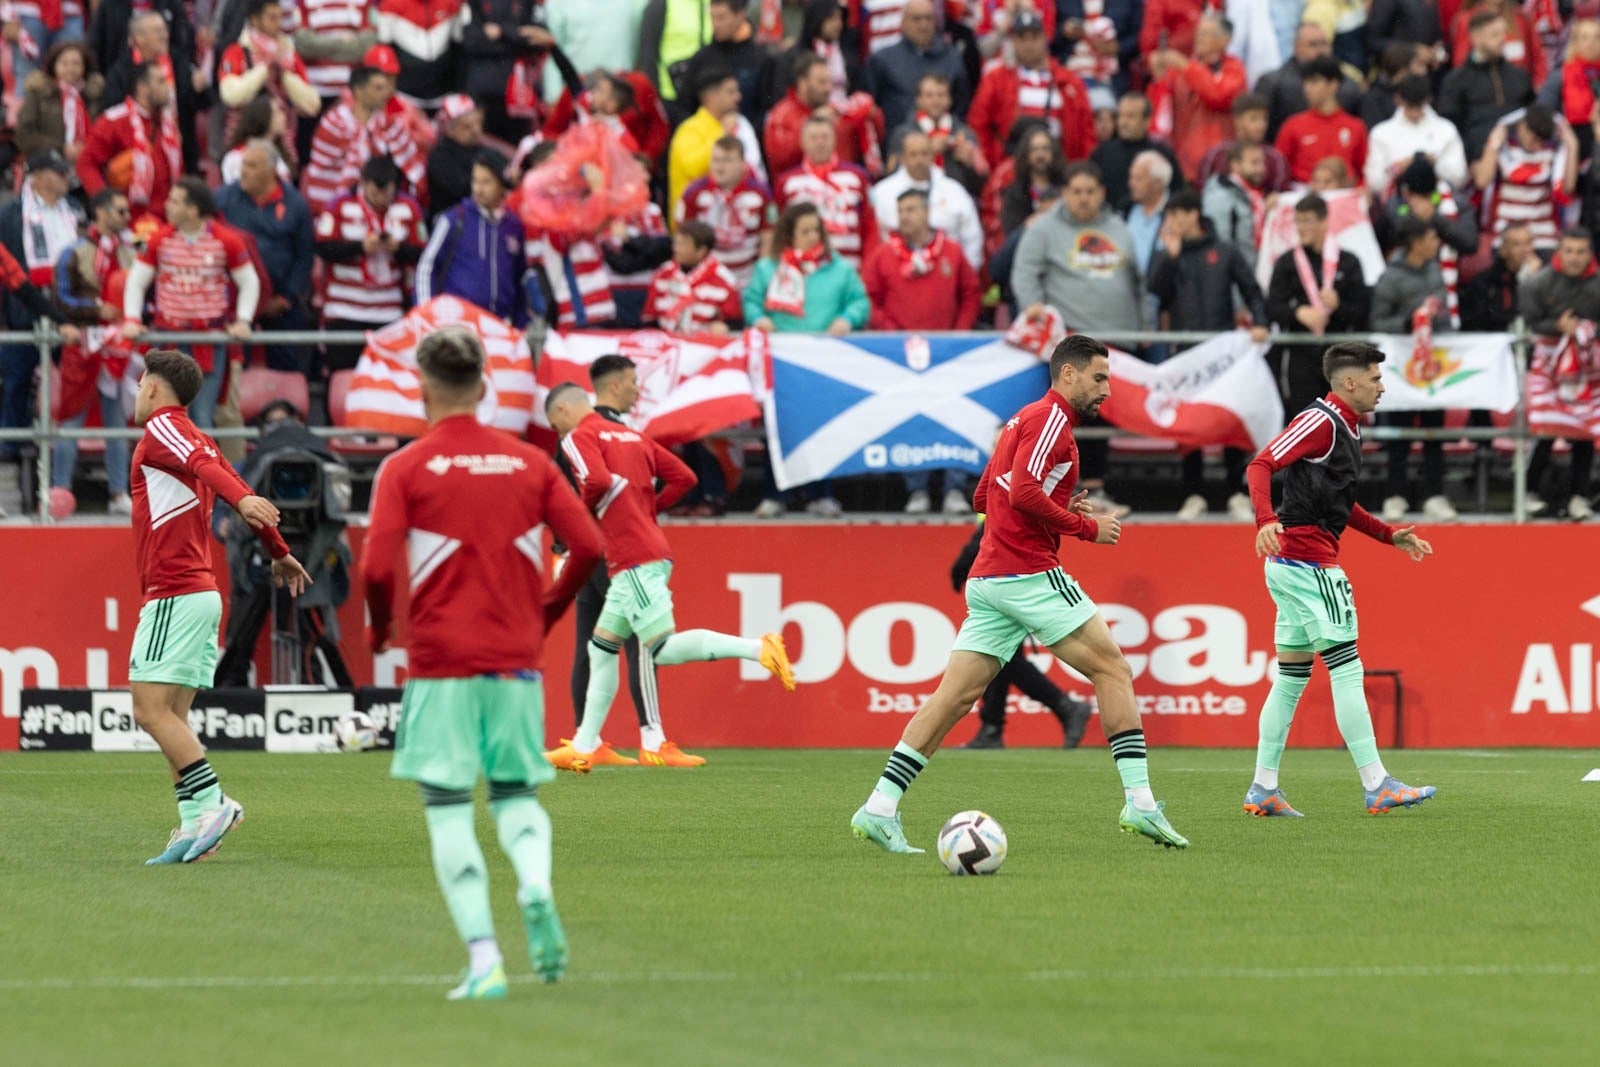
[362,415,603,677]
[141,222,254,326]
[676,174,777,288]
[1246,393,1396,566]
[559,412,697,576]
[969,391,1100,579]
[315,191,428,323]
[647,254,742,334]
[131,407,289,604]
[774,161,878,267]
[1274,109,1368,185]
[301,101,427,215]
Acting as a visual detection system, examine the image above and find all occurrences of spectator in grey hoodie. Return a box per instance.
[1013,159,1139,516]
[1372,214,1456,524]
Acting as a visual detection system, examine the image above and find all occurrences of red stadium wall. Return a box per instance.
[2,524,1598,750]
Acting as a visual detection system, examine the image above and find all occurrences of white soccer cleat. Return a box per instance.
[1422,495,1458,522]
[941,489,971,515]
[1226,492,1255,523]
[903,490,931,514]
[1176,494,1207,521]
[1381,495,1409,522]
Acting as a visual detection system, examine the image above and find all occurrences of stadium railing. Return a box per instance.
[0,323,1537,524]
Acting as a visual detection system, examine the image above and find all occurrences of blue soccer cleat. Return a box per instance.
[145,827,197,865]
[1243,783,1305,817]
[1365,776,1436,814]
[850,806,925,853]
[1118,801,1189,849]
[182,796,244,862]
[446,963,508,1001]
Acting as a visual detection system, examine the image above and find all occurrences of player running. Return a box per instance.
[851,334,1190,853]
[362,327,605,999]
[1243,341,1437,817]
[129,350,312,865]
[542,383,795,773]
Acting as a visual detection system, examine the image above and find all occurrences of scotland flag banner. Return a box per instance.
[763,334,1048,491]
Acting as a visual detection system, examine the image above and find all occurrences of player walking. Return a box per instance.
[542,384,795,773]
[362,327,605,999]
[1243,341,1437,817]
[130,350,311,865]
[851,335,1190,853]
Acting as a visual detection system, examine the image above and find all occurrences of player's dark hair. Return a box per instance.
[144,349,203,407]
[1049,334,1109,379]
[1561,225,1594,246]
[1393,213,1435,250]
[1164,189,1201,215]
[696,65,736,99]
[174,176,215,218]
[771,201,830,259]
[472,151,510,187]
[1294,192,1328,220]
[1226,139,1260,166]
[361,154,402,188]
[678,220,717,251]
[589,354,636,391]
[350,65,387,90]
[1395,75,1431,107]
[1232,91,1268,117]
[1468,9,1503,33]
[1523,103,1556,142]
[1062,160,1104,188]
[1322,341,1385,384]
[791,51,826,87]
[544,381,586,414]
[247,0,279,20]
[1303,55,1342,83]
[416,327,484,390]
[896,187,930,207]
[90,188,126,216]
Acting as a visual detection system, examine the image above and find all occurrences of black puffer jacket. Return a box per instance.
[1146,226,1267,333]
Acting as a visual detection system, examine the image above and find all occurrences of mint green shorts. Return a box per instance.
[1265,559,1359,652]
[390,676,554,791]
[597,560,676,641]
[951,568,1099,663]
[128,591,222,689]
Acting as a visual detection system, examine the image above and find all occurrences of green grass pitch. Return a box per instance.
[2,748,1596,1066]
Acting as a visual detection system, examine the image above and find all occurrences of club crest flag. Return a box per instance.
[1098,331,1283,451]
[1256,186,1386,290]
[344,297,536,437]
[531,329,767,445]
[763,334,1047,491]
[1375,333,1518,412]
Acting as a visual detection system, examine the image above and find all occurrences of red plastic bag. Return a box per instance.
[517,122,650,237]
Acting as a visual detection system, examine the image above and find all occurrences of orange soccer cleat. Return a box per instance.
[637,741,706,767]
[543,740,593,773]
[759,632,796,691]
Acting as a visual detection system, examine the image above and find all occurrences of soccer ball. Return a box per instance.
[936,811,1007,875]
[333,711,379,752]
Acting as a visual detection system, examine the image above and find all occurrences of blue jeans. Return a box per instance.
[52,389,130,495]
[10,15,84,85]
[904,470,971,496]
[187,357,225,430]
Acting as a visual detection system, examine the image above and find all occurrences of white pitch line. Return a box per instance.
[0,963,1592,993]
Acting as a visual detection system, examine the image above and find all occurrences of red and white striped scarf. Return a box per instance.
[887,231,945,277]
[765,243,828,316]
[126,98,183,208]
[655,254,724,333]
[60,79,87,146]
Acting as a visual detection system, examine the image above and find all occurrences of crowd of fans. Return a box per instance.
[0,0,1596,522]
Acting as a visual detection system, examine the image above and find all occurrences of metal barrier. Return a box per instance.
[0,323,1539,523]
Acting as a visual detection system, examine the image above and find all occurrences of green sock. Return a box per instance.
[172,781,201,834]
[1108,728,1156,810]
[651,629,761,664]
[490,790,553,900]
[1323,644,1381,769]
[1254,661,1313,788]
[422,794,494,945]
[864,742,928,816]
[177,758,222,813]
[571,636,621,753]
